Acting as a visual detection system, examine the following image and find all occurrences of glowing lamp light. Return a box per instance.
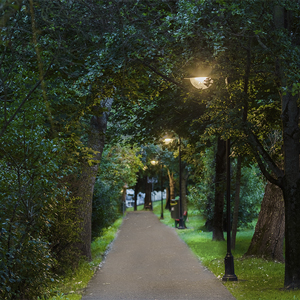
[164,138,173,144]
[189,77,212,89]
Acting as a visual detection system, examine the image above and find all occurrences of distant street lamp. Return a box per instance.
[151,160,163,216]
[187,75,237,281]
[160,163,164,219]
[164,136,185,229]
[151,160,164,219]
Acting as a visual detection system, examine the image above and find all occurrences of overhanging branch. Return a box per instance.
[0,58,54,139]
[248,131,284,187]
[137,59,184,88]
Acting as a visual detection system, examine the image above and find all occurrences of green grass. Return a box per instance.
[149,200,300,300]
[42,217,123,300]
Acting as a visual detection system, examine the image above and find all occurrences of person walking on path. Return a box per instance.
[82,211,235,300]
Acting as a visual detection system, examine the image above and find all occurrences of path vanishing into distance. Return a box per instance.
[82,211,235,300]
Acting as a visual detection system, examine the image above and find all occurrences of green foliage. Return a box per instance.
[186,143,264,229]
[92,180,121,239]
[235,164,265,228]
[0,134,77,299]
[45,218,123,300]
[92,143,142,238]
[0,107,83,298]
[186,144,215,222]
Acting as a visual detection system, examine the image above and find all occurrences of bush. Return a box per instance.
[0,126,82,299]
[92,179,121,239]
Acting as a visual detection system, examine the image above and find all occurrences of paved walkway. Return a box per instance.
[82,211,235,300]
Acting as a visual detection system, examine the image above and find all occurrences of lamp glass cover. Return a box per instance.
[190,77,212,89]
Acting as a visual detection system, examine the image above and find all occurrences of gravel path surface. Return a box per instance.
[82,211,235,300]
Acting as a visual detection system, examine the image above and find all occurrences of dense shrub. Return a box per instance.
[92,144,142,238]
[0,121,81,299]
[92,179,121,239]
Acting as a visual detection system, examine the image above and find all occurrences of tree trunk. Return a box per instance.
[245,181,285,262]
[281,90,300,287]
[181,166,189,213]
[144,179,152,209]
[168,169,175,201]
[134,181,138,211]
[273,5,300,288]
[134,173,142,211]
[231,156,242,250]
[212,137,226,241]
[75,99,113,260]
[165,187,170,210]
[122,184,127,214]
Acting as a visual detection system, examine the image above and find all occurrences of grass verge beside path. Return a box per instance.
[148,201,300,300]
[43,217,123,300]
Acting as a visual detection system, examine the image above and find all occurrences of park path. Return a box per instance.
[82,211,235,300]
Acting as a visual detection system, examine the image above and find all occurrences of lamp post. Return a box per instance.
[164,136,185,229]
[160,162,164,219]
[178,136,185,229]
[187,76,237,281]
[151,160,163,216]
[222,139,238,281]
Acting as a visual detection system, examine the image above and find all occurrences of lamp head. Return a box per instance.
[189,77,212,89]
[164,138,173,144]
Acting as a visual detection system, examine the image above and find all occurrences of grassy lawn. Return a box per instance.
[146,200,300,300]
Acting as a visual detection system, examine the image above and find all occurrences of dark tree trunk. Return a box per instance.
[122,184,127,214]
[165,187,170,210]
[144,179,152,209]
[134,173,142,211]
[168,169,175,201]
[212,137,226,241]
[134,182,138,211]
[273,5,300,288]
[75,99,113,260]
[231,156,242,250]
[245,181,285,262]
[181,166,189,213]
[281,90,300,288]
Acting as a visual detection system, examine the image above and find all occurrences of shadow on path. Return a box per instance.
[82,211,235,300]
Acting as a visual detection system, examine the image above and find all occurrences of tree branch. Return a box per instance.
[248,131,284,187]
[0,59,54,139]
[137,59,184,88]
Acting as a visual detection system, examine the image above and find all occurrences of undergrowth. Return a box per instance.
[40,218,123,300]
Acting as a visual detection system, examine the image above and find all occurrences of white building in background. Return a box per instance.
[125,189,166,208]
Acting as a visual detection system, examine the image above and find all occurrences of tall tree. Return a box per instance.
[246,181,285,262]
[74,99,113,260]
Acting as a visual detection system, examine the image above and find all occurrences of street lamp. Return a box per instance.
[160,163,164,220]
[187,75,237,281]
[164,136,185,229]
[151,159,164,219]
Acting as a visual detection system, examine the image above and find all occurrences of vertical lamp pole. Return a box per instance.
[160,163,164,219]
[186,75,237,281]
[163,136,184,228]
[178,136,185,229]
[222,139,237,281]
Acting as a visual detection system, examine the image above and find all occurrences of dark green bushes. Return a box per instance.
[0,109,82,299]
[92,179,121,239]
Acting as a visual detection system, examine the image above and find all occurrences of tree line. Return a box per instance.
[1,1,300,298]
